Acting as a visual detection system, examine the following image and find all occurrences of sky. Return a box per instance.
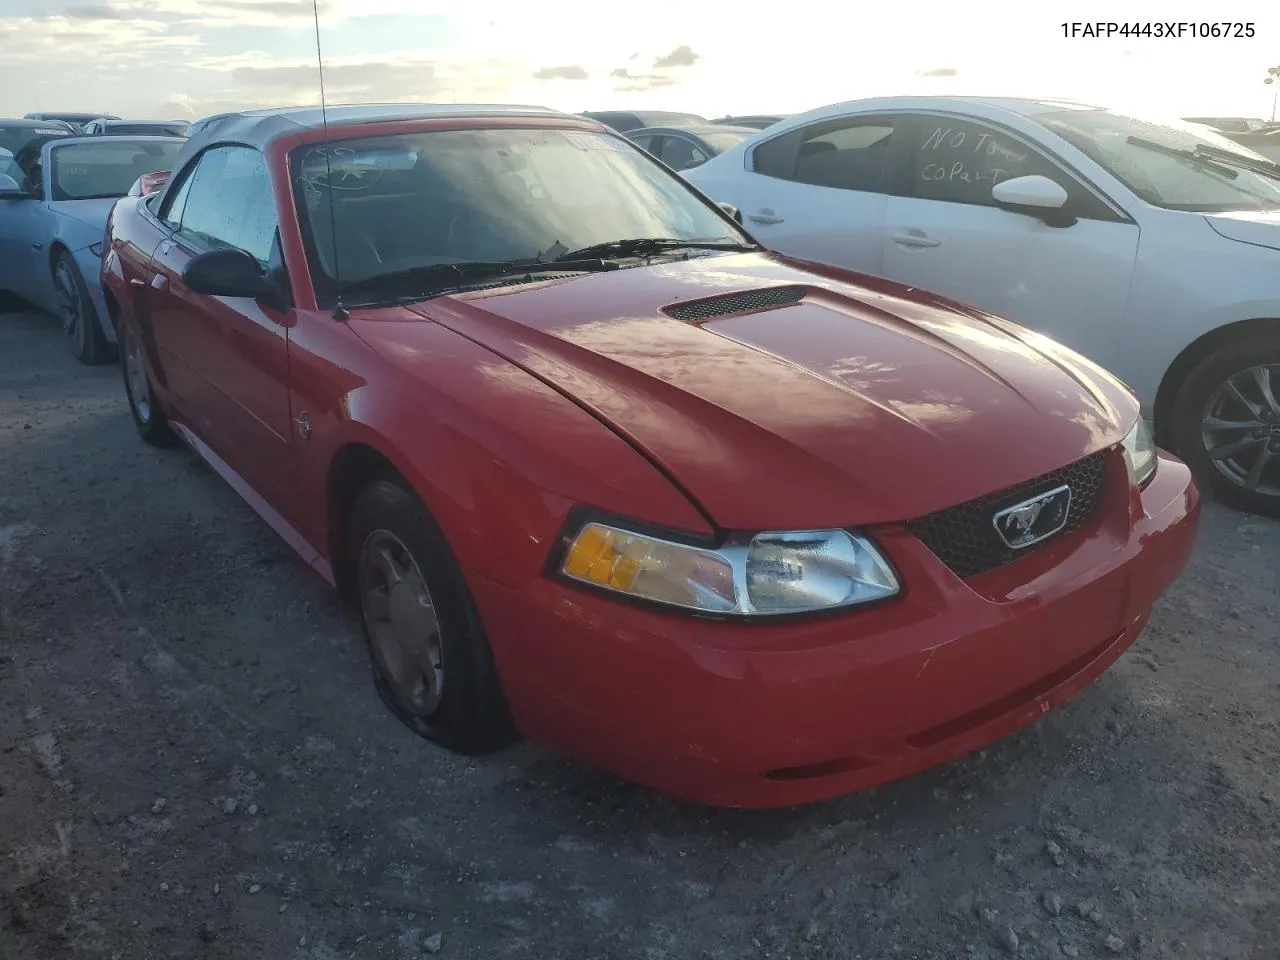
[1,0,1279,125]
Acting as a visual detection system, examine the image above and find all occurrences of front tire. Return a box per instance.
[1171,336,1280,518]
[53,250,115,366]
[120,318,178,448]
[348,479,515,754]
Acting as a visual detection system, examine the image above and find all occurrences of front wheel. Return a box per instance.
[53,250,114,366]
[1171,336,1280,518]
[120,318,178,448]
[348,479,515,754]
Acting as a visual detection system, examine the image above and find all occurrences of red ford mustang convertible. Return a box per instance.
[101,105,1200,808]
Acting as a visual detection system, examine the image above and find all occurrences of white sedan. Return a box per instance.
[684,96,1280,516]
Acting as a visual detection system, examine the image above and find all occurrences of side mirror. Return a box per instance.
[182,248,279,302]
[717,201,741,222]
[0,172,27,199]
[991,175,1076,227]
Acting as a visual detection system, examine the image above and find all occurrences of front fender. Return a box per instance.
[287,313,712,591]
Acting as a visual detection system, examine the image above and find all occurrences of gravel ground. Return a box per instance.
[1,307,1278,960]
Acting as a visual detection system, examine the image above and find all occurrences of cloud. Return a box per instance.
[653,45,699,69]
[155,93,199,118]
[58,1,162,18]
[185,51,528,109]
[0,14,199,62]
[917,66,958,77]
[610,66,680,91]
[615,76,677,92]
[533,65,588,81]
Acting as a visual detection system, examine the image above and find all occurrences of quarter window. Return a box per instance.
[168,146,278,263]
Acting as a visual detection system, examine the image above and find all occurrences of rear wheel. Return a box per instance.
[348,478,515,754]
[1171,336,1280,518]
[120,318,178,448]
[53,250,115,365]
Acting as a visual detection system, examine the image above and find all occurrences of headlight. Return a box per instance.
[558,521,899,616]
[1121,418,1157,488]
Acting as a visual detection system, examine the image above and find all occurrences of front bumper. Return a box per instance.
[471,449,1200,808]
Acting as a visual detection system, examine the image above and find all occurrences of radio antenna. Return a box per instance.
[312,0,348,321]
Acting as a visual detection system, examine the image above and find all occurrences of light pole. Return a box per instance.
[1266,65,1280,123]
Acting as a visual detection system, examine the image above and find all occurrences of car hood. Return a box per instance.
[48,197,118,230]
[381,253,1137,530]
[1203,209,1280,252]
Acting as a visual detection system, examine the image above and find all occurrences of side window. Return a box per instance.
[909,117,1061,206]
[659,136,707,171]
[751,116,896,193]
[172,146,278,263]
[630,135,655,153]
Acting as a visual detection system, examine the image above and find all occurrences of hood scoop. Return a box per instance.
[663,284,807,324]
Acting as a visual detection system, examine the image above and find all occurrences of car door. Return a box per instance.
[879,113,1140,372]
[143,144,294,505]
[721,113,907,275]
[0,143,57,303]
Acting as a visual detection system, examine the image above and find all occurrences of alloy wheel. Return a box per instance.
[53,260,82,341]
[124,326,152,424]
[1200,363,1280,497]
[357,529,445,717]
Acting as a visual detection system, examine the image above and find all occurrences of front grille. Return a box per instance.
[906,451,1109,578]
[663,285,806,323]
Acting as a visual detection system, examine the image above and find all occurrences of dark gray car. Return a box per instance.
[625,124,759,171]
[712,115,790,130]
[580,110,706,133]
[82,119,191,137]
[24,112,119,133]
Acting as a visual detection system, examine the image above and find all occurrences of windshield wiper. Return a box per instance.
[1124,136,1239,179]
[1190,143,1280,179]
[553,237,759,262]
[337,257,617,304]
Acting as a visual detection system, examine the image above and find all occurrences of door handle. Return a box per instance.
[748,211,785,225]
[31,241,43,250]
[891,232,940,248]
[150,273,168,291]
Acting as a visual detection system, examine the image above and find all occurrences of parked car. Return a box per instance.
[0,135,185,362]
[101,104,1197,808]
[23,112,119,132]
[0,118,76,164]
[83,118,190,137]
[186,112,237,138]
[685,95,1280,516]
[626,123,759,171]
[1182,116,1270,134]
[579,109,706,133]
[1208,125,1280,163]
[713,115,790,130]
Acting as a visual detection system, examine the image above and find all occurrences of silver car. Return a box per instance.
[0,135,185,363]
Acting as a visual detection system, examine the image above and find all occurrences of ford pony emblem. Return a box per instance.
[992,484,1073,550]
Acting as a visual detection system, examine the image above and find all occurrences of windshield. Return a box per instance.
[290,127,748,300]
[701,130,755,152]
[50,139,185,201]
[0,125,72,155]
[1036,109,1280,212]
